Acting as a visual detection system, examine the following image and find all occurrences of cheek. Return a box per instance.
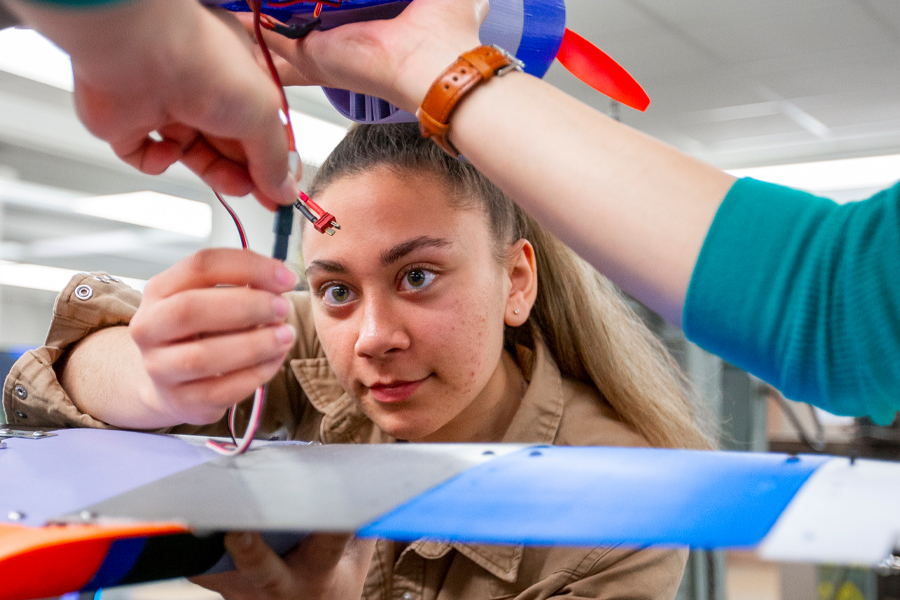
[424,285,508,392]
[311,312,357,382]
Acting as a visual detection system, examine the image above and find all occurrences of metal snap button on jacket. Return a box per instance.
[74,285,93,300]
[13,384,27,400]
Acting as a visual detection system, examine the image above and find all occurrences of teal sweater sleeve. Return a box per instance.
[684,177,900,425]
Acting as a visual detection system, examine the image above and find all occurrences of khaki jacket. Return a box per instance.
[3,273,687,600]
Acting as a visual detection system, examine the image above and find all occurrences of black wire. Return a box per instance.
[225,407,238,446]
[271,17,321,39]
[272,205,295,262]
[294,200,317,223]
[773,389,827,452]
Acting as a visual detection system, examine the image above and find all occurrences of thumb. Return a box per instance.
[286,533,358,573]
[225,531,296,597]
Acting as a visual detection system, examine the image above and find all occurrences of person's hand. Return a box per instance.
[192,532,375,600]
[128,248,298,425]
[243,0,487,114]
[6,0,299,210]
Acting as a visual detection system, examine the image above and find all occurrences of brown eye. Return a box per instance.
[408,271,426,287]
[401,269,436,291]
[323,284,356,306]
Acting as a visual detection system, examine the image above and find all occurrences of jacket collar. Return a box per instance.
[290,340,567,580]
[289,357,377,444]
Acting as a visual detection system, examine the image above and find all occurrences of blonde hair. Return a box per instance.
[310,124,713,450]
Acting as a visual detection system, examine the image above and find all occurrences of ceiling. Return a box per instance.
[553,0,900,168]
[1,0,900,345]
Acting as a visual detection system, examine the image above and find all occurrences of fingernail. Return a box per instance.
[276,324,296,345]
[239,532,255,549]
[273,295,289,318]
[278,173,299,204]
[276,264,297,287]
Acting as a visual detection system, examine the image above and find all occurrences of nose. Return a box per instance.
[354,295,411,358]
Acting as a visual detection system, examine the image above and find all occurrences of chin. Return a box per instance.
[371,414,439,443]
[382,423,431,442]
[356,392,450,442]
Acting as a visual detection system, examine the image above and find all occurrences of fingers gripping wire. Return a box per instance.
[260,15,322,40]
[206,0,339,457]
[258,1,341,38]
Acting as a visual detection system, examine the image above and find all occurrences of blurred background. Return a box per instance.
[2,1,900,599]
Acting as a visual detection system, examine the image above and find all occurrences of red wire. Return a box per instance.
[249,0,296,153]
[207,0,327,455]
[214,192,248,249]
[209,191,262,456]
[207,386,266,455]
[259,14,279,30]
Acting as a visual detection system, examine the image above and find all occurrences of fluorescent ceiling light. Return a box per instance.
[74,192,212,238]
[290,110,348,166]
[0,261,146,292]
[0,28,73,90]
[727,154,900,193]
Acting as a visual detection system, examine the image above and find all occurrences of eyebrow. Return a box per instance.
[379,236,453,266]
[305,259,348,279]
[306,236,453,280]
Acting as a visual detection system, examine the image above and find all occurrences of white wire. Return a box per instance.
[207,385,266,456]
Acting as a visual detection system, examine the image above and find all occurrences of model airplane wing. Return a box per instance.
[2,428,899,600]
[209,0,650,120]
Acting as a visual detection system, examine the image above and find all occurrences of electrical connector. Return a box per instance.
[295,191,340,236]
[270,17,322,40]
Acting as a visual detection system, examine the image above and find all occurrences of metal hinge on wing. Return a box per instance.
[0,428,57,449]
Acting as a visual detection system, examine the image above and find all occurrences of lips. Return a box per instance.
[368,377,427,404]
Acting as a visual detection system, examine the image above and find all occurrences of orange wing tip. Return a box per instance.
[0,522,191,600]
[556,28,651,112]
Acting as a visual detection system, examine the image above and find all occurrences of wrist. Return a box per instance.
[391,36,481,113]
[416,45,523,157]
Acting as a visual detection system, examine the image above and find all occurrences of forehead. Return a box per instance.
[301,168,488,260]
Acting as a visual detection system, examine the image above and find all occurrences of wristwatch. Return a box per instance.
[417,44,525,157]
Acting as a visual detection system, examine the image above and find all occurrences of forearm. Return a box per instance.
[450,75,734,323]
[59,325,173,430]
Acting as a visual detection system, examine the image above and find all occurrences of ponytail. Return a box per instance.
[510,208,713,449]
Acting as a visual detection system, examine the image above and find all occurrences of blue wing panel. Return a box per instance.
[360,446,829,548]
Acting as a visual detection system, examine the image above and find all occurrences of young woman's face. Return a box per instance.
[302,167,533,442]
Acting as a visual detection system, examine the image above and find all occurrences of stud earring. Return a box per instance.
[514,309,520,315]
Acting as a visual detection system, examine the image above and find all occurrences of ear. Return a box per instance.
[504,239,538,327]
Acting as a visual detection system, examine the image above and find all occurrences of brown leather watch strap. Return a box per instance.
[417,45,518,157]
